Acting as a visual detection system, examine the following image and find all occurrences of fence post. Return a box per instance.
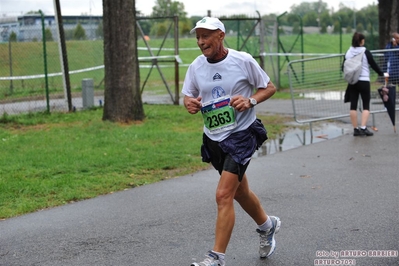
[39,10,50,113]
[8,40,14,94]
[82,78,94,109]
[277,12,287,89]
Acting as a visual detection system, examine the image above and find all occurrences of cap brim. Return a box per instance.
[190,25,219,34]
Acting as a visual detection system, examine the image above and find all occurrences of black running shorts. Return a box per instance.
[204,135,249,182]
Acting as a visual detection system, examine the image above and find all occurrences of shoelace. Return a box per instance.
[260,228,274,246]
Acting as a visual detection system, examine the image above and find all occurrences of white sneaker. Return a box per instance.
[257,216,281,258]
[191,251,225,266]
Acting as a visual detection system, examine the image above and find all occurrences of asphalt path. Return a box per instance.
[0,103,398,266]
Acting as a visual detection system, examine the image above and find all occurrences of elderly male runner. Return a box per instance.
[182,17,281,266]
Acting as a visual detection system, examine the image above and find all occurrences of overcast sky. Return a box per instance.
[1,0,377,17]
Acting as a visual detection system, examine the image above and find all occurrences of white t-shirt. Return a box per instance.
[182,49,270,141]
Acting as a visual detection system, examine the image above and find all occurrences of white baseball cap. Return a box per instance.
[190,17,225,34]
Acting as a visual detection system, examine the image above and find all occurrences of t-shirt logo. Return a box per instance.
[212,86,226,98]
[213,73,222,81]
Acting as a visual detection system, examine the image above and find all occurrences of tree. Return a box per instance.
[302,11,318,27]
[293,22,301,34]
[290,1,328,17]
[9,31,17,42]
[45,28,53,41]
[319,11,332,27]
[332,21,341,34]
[320,23,327,34]
[102,0,144,122]
[356,23,364,33]
[96,21,103,39]
[150,21,168,37]
[151,0,187,18]
[179,18,192,35]
[346,25,353,34]
[378,0,399,48]
[73,23,86,40]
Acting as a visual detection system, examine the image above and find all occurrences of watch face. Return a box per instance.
[250,98,257,105]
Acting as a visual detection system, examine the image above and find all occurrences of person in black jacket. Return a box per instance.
[344,32,388,137]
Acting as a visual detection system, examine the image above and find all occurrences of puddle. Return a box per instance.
[253,122,351,157]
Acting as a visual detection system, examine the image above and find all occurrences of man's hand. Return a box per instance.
[230,95,252,112]
[184,96,202,114]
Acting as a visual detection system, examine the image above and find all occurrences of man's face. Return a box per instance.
[195,28,224,60]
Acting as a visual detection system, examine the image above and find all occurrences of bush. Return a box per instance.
[74,23,87,40]
[9,31,17,42]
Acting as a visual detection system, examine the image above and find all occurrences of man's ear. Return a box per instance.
[219,31,225,40]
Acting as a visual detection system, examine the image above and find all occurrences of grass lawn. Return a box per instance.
[0,104,293,219]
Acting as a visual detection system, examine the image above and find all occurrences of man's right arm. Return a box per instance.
[184,95,202,114]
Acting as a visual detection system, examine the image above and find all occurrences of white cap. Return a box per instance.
[190,17,225,34]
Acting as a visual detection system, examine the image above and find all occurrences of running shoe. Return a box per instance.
[191,251,225,266]
[257,216,281,258]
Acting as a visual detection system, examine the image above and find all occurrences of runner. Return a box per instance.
[182,16,281,266]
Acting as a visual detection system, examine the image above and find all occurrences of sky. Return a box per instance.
[1,0,377,18]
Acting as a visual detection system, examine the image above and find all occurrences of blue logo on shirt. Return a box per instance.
[212,86,225,98]
[213,73,222,81]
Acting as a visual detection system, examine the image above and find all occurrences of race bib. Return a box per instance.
[201,96,237,134]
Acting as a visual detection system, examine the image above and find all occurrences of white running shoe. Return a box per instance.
[191,251,225,266]
[257,216,281,258]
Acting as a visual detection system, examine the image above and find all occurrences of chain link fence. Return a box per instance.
[2,13,397,124]
[1,14,271,116]
[287,49,399,127]
[0,15,105,115]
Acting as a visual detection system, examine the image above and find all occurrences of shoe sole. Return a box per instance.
[191,263,222,266]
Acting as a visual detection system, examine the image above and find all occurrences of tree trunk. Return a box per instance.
[378,0,399,48]
[102,0,144,122]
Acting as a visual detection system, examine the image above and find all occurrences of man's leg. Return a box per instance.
[234,174,267,224]
[235,174,281,259]
[212,170,241,253]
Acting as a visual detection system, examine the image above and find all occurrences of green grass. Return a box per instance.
[0,104,293,219]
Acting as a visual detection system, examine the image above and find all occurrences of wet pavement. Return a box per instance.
[0,99,398,266]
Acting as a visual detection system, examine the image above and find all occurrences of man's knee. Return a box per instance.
[215,183,237,204]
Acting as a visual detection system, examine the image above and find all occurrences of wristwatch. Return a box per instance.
[249,97,257,107]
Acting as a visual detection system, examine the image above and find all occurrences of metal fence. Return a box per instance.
[0,19,105,115]
[287,48,399,127]
[0,14,185,115]
[0,14,271,116]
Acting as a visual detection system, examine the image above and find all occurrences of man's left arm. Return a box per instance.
[230,81,277,112]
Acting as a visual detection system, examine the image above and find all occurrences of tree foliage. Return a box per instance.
[44,28,53,41]
[151,0,187,18]
[96,21,103,39]
[149,0,191,36]
[9,31,17,42]
[277,0,379,34]
[290,1,329,17]
[73,23,86,40]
